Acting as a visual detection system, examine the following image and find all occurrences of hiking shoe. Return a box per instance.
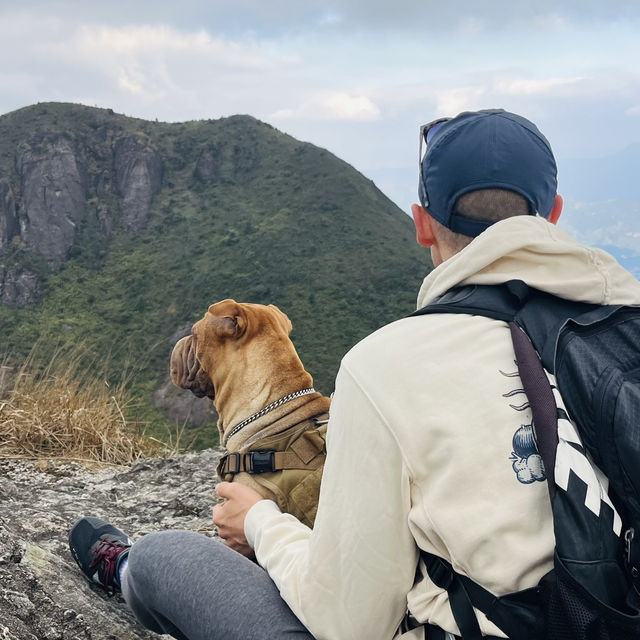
[69,516,133,594]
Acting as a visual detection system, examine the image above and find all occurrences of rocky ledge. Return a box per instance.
[0,448,224,640]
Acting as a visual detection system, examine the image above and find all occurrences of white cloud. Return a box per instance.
[626,105,640,116]
[272,91,381,121]
[117,69,145,96]
[72,24,296,72]
[0,17,305,120]
[495,76,585,96]
[431,75,592,119]
[325,93,380,120]
[434,87,489,117]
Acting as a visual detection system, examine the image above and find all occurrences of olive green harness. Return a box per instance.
[217,415,328,528]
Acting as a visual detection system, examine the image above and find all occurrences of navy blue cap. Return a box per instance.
[418,109,558,237]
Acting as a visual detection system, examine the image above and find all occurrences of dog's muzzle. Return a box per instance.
[170,335,215,399]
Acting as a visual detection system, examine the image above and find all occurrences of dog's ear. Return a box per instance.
[268,304,293,336]
[207,299,247,338]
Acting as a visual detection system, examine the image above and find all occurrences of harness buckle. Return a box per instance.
[245,450,275,474]
[223,452,241,474]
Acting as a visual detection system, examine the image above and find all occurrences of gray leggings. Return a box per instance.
[121,530,314,640]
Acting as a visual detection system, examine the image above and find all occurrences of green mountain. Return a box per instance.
[0,102,430,448]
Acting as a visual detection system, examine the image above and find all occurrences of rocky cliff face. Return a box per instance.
[17,138,88,264]
[0,128,164,305]
[0,180,18,252]
[194,148,219,184]
[0,449,223,640]
[113,137,163,233]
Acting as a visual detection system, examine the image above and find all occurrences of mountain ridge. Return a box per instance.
[0,102,429,447]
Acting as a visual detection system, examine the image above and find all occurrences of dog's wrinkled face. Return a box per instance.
[170,333,215,398]
[170,299,293,399]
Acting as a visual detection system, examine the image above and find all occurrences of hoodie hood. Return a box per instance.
[417,215,640,309]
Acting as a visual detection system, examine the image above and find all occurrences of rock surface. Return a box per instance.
[17,139,88,264]
[193,148,219,184]
[152,380,218,429]
[0,180,18,251]
[0,265,39,307]
[0,448,224,639]
[113,137,163,233]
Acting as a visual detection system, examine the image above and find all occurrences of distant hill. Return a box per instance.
[558,198,640,280]
[0,102,429,447]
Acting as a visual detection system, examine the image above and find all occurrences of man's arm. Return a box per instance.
[243,363,418,640]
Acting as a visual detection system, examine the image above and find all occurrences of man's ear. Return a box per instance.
[411,204,436,247]
[206,299,247,338]
[547,194,563,225]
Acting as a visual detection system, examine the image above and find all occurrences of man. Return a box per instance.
[69,109,640,639]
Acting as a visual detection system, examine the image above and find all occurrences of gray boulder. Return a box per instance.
[0,449,223,639]
[152,380,218,429]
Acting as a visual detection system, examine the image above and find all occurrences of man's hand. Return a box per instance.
[213,482,263,557]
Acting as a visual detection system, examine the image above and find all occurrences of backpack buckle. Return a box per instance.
[625,529,635,565]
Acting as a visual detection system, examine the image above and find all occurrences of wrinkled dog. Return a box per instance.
[170,299,330,527]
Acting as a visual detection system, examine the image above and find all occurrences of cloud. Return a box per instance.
[434,87,489,118]
[626,105,640,116]
[272,91,381,121]
[5,0,640,41]
[0,16,306,120]
[429,74,605,119]
[495,77,585,96]
[71,24,297,71]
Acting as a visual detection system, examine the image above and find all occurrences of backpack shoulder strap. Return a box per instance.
[411,280,529,323]
[412,279,609,373]
[413,282,562,639]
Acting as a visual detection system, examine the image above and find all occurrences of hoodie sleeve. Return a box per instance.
[244,361,418,640]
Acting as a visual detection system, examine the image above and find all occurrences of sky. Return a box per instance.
[1,1,640,216]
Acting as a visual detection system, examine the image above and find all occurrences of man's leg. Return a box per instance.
[121,529,314,640]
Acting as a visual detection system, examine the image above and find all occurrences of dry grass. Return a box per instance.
[0,350,161,466]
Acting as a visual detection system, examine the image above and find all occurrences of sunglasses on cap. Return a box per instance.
[418,117,450,208]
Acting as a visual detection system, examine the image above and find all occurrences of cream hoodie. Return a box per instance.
[244,216,640,640]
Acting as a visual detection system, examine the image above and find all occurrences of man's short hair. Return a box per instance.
[431,188,530,252]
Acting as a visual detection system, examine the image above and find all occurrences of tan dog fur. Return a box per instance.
[170,299,330,525]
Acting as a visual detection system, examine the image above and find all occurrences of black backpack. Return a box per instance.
[411,280,640,640]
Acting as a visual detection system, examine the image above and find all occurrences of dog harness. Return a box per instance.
[222,387,317,446]
[219,417,327,476]
[217,415,329,528]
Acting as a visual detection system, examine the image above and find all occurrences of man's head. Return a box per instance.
[411,109,562,264]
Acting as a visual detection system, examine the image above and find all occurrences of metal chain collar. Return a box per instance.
[223,387,316,445]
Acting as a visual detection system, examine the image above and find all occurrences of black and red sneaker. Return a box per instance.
[69,516,133,594]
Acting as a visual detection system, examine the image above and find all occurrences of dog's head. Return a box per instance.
[170,299,294,399]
